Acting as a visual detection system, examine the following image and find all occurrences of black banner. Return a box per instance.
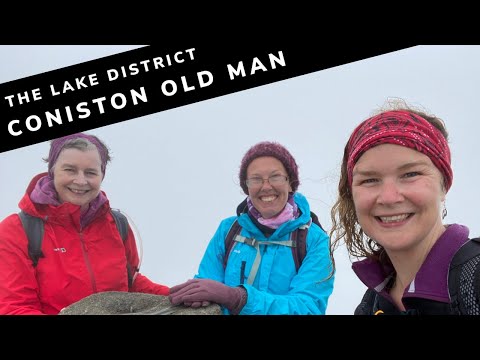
[0,44,413,153]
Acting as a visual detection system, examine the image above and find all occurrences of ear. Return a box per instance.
[440,191,446,203]
[441,179,448,201]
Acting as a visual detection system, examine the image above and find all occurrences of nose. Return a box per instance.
[377,180,403,204]
[260,178,274,190]
[73,172,88,185]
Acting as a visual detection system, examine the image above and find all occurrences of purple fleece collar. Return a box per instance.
[352,223,470,303]
[30,174,108,229]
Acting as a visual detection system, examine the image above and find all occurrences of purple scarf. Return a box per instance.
[247,193,299,229]
[30,174,107,228]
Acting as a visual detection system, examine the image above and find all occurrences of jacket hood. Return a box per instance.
[18,173,111,229]
[18,172,49,217]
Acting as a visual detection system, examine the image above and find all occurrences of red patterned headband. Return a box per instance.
[346,110,453,191]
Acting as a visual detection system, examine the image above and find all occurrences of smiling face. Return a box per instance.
[351,144,446,254]
[246,156,292,219]
[53,148,103,210]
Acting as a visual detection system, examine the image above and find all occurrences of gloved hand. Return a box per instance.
[184,301,211,308]
[169,279,247,315]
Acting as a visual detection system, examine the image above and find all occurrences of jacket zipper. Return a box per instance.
[79,231,97,292]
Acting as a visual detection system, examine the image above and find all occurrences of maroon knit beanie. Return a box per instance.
[46,133,111,178]
[239,141,299,195]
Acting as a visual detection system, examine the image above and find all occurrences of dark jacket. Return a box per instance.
[353,224,470,315]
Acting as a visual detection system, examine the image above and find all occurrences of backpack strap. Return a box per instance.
[310,210,325,232]
[234,234,295,285]
[354,288,380,315]
[18,211,45,267]
[19,208,134,290]
[223,219,242,269]
[110,209,133,289]
[110,209,128,242]
[290,220,311,272]
[20,210,128,254]
[223,217,313,279]
[448,237,480,315]
[289,211,324,272]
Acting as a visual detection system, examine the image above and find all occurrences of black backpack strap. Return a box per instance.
[18,211,45,268]
[110,209,128,242]
[223,212,320,274]
[110,209,133,289]
[19,208,135,289]
[290,227,306,273]
[448,237,480,315]
[354,288,380,315]
[309,210,325,232]
[291,211,321,273]
[223,219,242,269]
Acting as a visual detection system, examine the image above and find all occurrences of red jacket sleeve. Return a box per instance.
[0,214,45,315]
[131,273,170,295]
[123,221,169,296]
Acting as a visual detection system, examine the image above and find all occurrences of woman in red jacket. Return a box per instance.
[0,132,169,315]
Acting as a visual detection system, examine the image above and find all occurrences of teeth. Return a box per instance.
[261,196,276,202]
[70,189,87,194]
[379,214,409,223]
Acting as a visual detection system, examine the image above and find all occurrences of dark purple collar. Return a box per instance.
[352,223,470,303]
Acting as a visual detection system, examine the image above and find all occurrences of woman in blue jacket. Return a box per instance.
[169,141,334,314]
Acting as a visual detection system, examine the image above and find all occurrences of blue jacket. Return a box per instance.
[195,192,334,315]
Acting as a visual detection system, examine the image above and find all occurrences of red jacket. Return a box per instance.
[0,173,169,315]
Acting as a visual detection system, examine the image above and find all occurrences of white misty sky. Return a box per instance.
[1,45,479,315]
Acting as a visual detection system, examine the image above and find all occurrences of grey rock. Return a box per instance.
[58,291,222,315]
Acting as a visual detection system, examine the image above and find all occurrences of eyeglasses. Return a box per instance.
[245,174,289,188]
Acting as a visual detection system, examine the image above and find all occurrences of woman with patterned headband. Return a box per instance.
[329,99,479,315]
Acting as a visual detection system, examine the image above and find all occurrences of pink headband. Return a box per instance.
[346,110,453,191]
